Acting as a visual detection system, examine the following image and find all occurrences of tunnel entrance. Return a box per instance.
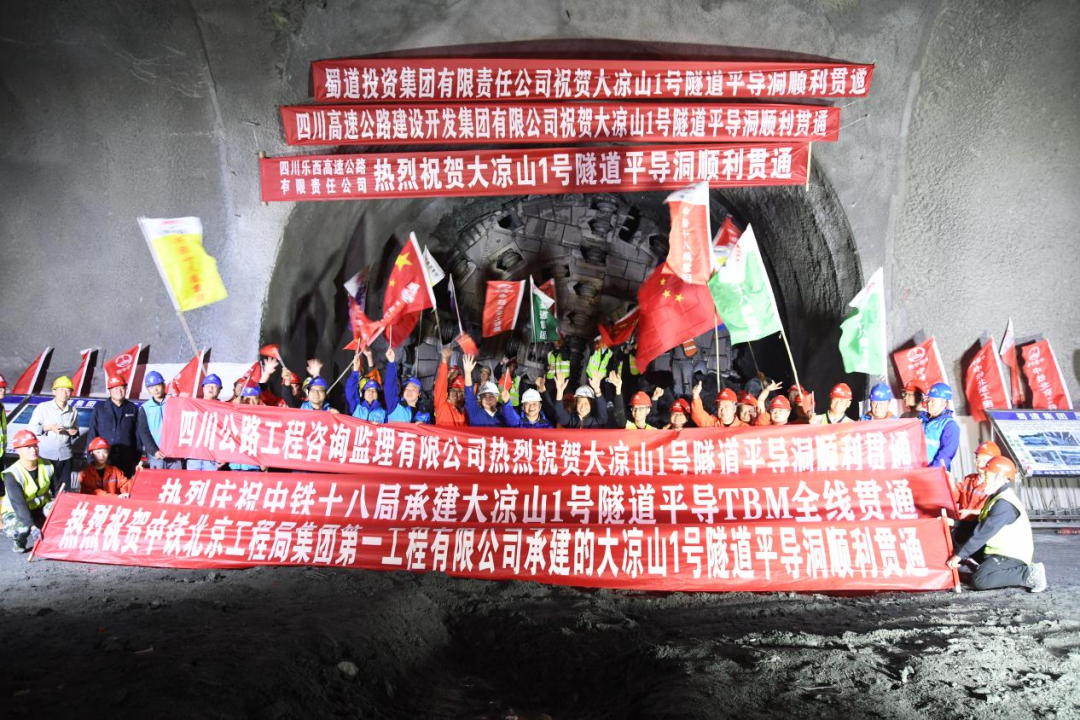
[262,161,865,409]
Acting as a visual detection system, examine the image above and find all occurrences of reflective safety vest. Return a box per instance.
[979,486,1034,564]
[2,460,53,516]
[547,350,570,379]
[586,347,612,379]
[627,354,640,376]
[508,375,522,407]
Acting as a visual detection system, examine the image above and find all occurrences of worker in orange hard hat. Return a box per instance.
[79,437,132,497]
[690,383,746,428]
[754,380,791,426]
[811,383,855,425]
[665,398,692,430]
[900,380,927,419]
[2,430,54,553]
[736,391,758,425]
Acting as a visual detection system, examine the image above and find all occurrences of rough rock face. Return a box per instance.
[1,0,1076,403]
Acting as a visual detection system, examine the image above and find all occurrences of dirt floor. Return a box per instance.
[1,531,1078,719]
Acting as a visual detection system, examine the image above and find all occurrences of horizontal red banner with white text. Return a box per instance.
[259,142,810,202]
[281,102,840,146]
[160,398,927,478]
[312,58,874,102]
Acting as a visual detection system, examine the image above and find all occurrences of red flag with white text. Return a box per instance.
[662,181,713,285]
[12,348,52,395]
[343,297,385,352]
[482,280,526,337]
[103,344,142,396]
[892,337,949,390]
[964,339,1009,423]
[1022,339,1072,410]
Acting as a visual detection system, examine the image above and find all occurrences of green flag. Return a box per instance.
[530,277,559,343]
[838,267,887,375]
[707,225,783,344]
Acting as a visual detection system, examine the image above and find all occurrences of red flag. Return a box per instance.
[635,266,719,372]
[103,344,142,396]
[12,348,53,395]
[454,332,479,356]
[892,337,949,390]
[167,350,208,398]
[482,280,526,337]
[999,319,1023,407]
[661,181,713,285]
[964,339,1010,422]
[380,232,436,347]
[70,348,97,397]
[599,308,640,348]
[343,297,386,351]
[259,344,282,361]
[1022,339,1072,410]
[498,367,514,393]
[712,216,744,266]
[538,279,558,317]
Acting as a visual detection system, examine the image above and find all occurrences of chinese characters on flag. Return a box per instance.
[482,280,526,337]
[662,181,713,285]
[963,339,1009,423]
[892,337,949,391]
[1021,339,1072,410]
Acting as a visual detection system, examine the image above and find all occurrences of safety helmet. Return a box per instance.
[869,383,894,402]
[202,374,223,387]
[716,388,738,404]
[362,379,381,393]
[984,456,1017,480]
[145,371,165,387]
[450,376,465,390]
[669,398,691,416]
[0,374,7,389]
[308,376,328,389]
[479,381,500,396]
[404,377,423,391]
[903,380,927,395]
[629,391,652,409]
[737,391,757,407]
[12,430,39,449]
[574,386,595,399]
[787,384,810,399]
[107,375,127,390]
[927,382,953,400]
[241,385,261,398]
[830,383,853,400]
[521,389,542,404]
[53,375,74,390]
[976,441,1002,458]
[769,395,792,411]
[87,437,110,453]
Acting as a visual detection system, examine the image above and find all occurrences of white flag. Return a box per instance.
[423,247,445,286]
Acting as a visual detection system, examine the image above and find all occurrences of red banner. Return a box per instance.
[128,466,956,526]
[482,280,526,337]
[892,337,949,391]
[34,493,951,592]
[964,340,1009,423]
[281,102,840,146]
[103,343,142,397]
[1022,339,1073,410]
[663,182,713,285]
[159,398,928,478]
[312,59,874,102]
[259,143,811,203]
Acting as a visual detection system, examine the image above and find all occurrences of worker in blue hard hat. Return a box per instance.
[229,386,267,471]
[384,347,428,424]
[351,378,387,423]
[300,376,337,412]
[185,374,226,472]
[137,370,181,470]
[861,383,897,421]
[922,382,960,472]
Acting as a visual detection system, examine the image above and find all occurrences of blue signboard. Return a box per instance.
[988,409,1080,477]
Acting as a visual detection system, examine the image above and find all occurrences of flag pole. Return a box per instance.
[804,142,813,192]
[747,340,761,376]
[175,312,200,359]
[779,328,806,402]
[713,315,722,390]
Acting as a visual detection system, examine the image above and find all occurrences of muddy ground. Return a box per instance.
[2,532,1078,719]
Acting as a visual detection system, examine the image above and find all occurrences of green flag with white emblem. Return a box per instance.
[530,276,559,343]
[838,267,887,375]
[707,225,783,344]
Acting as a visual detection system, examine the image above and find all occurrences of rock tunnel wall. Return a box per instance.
[1,0,1077,403]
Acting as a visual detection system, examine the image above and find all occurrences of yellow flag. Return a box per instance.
[139,217,228,312]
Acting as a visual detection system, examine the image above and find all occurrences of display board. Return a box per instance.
[988,410,1080,477]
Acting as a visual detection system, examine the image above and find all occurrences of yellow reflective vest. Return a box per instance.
[2,460,54,516]
[546,350,570,379]
[979,486,1034,564]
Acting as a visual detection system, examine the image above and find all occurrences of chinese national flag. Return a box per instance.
[661,181,713,285]
[599,308,640,348]
[167,350,208,398]
[1022,339,1072,410]
[103,344,142,396]
[482,280,526,337]
[964,339,1010,423]
[343,297,385,352]
[635,266,719,372]
[12,348,53,395]
[380,232,436,347]
[891,336,949,389]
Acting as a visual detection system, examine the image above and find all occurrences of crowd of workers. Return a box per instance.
[0,336,1047,592]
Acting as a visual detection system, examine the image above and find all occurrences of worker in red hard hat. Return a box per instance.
[785,384,815,424]
[2,430,54,553]
[625,391,657,430]
[87,374,140,478]
[665,398,692,430]
[690,383,745,428]
[736,391,758,425]
[434,346,468,427]
[900,380,927,419]
[78,437,132,497]
[811,383,855,425]
[951,441,1004,548]
[948,456,1046,592]
[754,381,791,426]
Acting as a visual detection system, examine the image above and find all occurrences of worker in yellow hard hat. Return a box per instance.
[27,376,80,493]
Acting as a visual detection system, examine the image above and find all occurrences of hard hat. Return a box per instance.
[629,391,652,409]
[202,374,223,387]
[716,388,738,404]
[241,385,261,398]
[903,380,927,394]
[927,382,953,400]
[869,383,894,402]
[984,456,1017,479]
[737,391,757,406]
[787,384,809,398]
[308,376,328,389]
[53,375,74,390]
[769,395,792,411]
[107,375,127,390]
[976,441,1002,457]
[405,377,423,390]
[144,371,165,387]
[479,381,500,396]
[669,398,691,416]
[0,374,8,389]
[450,376,465,390]
[574,386,595,399]
[12,430,39,449]
[521,389,542,404]
[362,379,381,392]
[87,437,110,453]
[830,383,853,400]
